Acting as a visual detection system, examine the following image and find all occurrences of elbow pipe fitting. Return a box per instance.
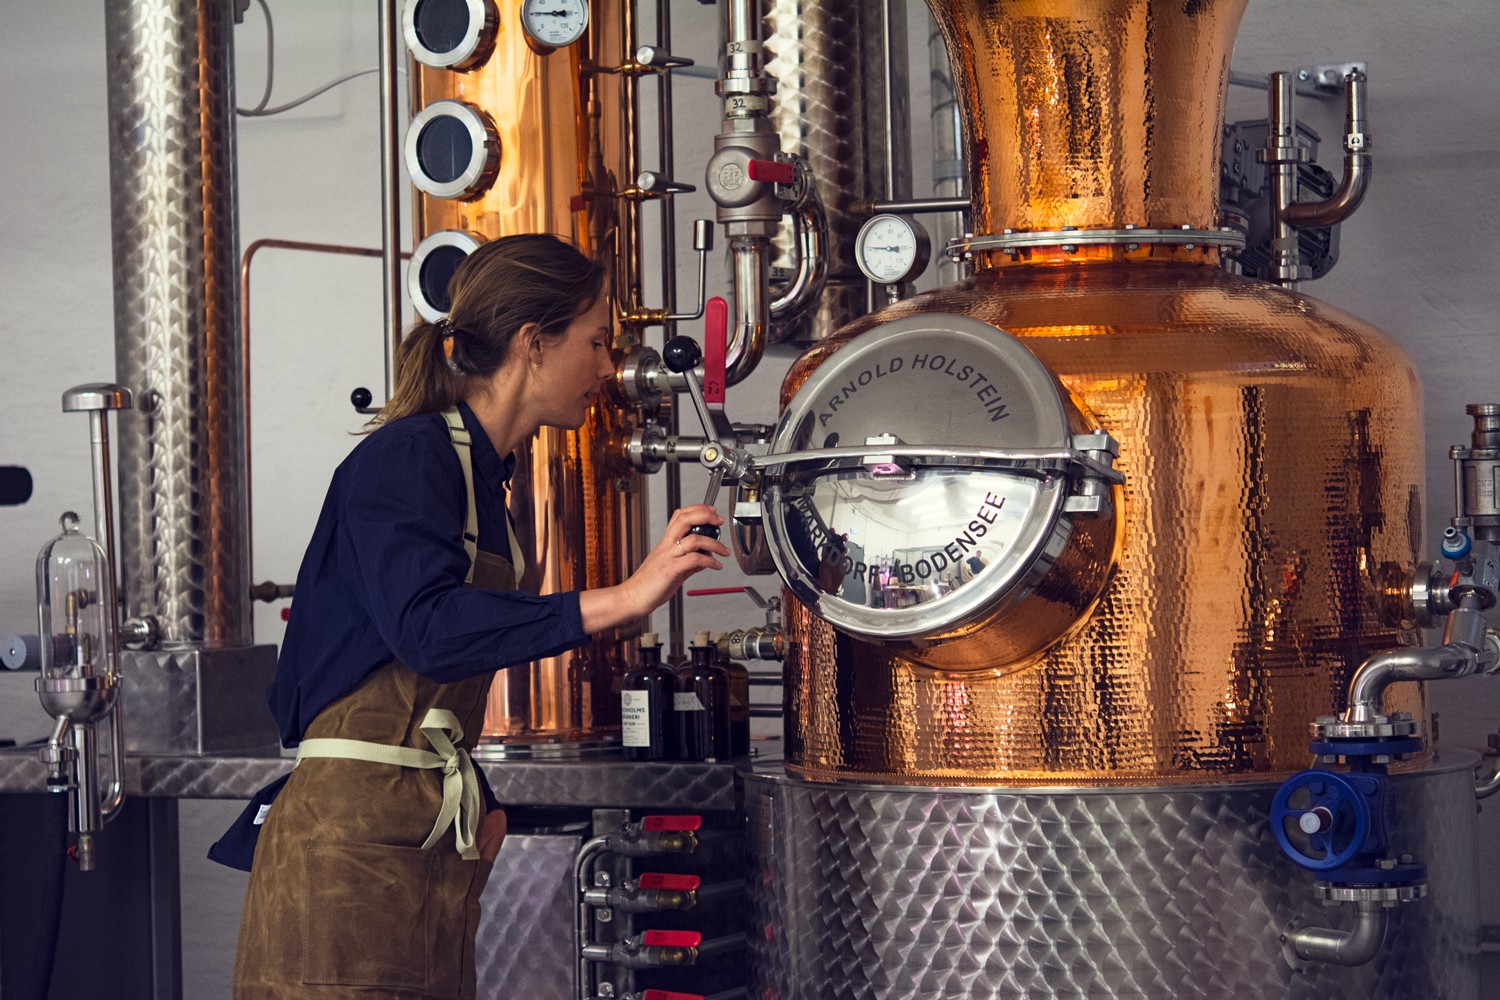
[1284,901,1389,967]
[1282,150,1370,229]
[725,238,770,386]
[1344,637,1477,724]
[1475,757,1500,800]
[770,191,829,324]
[1283,71,1371,230]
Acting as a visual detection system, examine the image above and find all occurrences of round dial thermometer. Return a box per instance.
[521,0,590,52]
[855,214,931,284]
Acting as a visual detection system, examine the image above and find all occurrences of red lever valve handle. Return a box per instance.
[747,159,796,186]
[702,296,728,407]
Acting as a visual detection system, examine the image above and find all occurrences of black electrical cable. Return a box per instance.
[22,790,69,1000]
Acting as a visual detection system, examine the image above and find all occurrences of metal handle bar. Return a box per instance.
[750,444,1124,484]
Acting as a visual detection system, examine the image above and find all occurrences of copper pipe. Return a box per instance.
[238,238,412,586]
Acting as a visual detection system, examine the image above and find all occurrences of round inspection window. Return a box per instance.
[760,313,1106,656]
[402,0,498,71]
[409,230,483,323]
[405,100,500,201]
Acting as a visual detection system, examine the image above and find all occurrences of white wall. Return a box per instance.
[0,1,1497,997]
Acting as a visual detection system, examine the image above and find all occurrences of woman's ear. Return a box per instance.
[517,322,544,369]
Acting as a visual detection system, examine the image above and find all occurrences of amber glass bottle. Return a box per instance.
[717,641,751,757]
[621,633,676,761]
[676,632,731,761]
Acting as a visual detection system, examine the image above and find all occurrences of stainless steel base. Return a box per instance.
[746,758,1481,999]
[120,645,280,754]
[477,832,583,1000]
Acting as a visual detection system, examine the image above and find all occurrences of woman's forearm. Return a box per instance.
[578,586,643,634]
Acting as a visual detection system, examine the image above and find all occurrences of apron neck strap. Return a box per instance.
[441,407,479,585]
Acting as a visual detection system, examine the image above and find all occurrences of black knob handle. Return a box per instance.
[662,336,703,374]
[350,386,373,410]
[688,523,721,540]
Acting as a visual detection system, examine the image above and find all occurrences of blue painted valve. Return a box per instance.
[1269,769,1376,872]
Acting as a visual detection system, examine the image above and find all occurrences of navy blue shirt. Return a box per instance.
[268,401,586,747]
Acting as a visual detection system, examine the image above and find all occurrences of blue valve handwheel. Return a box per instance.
[1270,770,1374,872]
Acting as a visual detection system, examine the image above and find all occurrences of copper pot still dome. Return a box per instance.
[776,0,1424,786]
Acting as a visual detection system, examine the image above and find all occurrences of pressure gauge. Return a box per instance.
[520,0,590,53]
[854,214,931,285]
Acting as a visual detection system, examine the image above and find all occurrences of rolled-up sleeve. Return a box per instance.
[337,429,587,683]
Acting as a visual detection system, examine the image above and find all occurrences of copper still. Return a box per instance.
[779,0,1425,785]
[406,0,647,749]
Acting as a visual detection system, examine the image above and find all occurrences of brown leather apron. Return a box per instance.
[234,409,517,1000]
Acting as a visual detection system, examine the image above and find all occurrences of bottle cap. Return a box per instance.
[692,631,712,647]
[640,632,660,647]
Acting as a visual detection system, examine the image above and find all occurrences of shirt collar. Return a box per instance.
[456,400,516,494]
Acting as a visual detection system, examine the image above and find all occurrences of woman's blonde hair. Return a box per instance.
[372,234,607,426]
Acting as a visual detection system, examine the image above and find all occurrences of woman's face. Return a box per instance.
[534,293,615,429]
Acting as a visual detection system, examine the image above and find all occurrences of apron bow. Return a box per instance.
[295,707,483,861]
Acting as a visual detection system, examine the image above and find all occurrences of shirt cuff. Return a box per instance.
[557,590,585,640]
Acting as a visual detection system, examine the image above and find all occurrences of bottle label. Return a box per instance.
[674,691,705,712]
[621,690,651,747]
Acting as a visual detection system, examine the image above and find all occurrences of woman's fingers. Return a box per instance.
[666,504,726,535]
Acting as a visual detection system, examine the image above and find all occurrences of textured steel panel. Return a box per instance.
[764,0,910,343]
[476,833,583,1000]
[747,761,1480,999]
[0,748,740,810]
[478,757,741,811]
[106,0,250,648]
[119,646,279,754]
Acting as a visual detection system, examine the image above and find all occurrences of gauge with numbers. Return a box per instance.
[520,0,590,52]
[854,213,931,285]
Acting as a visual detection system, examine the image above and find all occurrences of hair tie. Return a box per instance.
[435,318,465,374]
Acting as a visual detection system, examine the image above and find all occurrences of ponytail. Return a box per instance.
[368,234,606,430]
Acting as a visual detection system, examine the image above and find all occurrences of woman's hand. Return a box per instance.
[578,505,728,633]
[478,806,507,862]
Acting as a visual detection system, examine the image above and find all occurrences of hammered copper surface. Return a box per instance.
[107,0,251,647]
[778,0,1424,784]
[927,0,1246,242]
[410,3,646,744]
[784,263,1425,784]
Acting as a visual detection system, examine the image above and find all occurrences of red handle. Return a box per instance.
[747,159,796,185]
[702,296,728,407]
[643,990,704,1000]
[638,872,702,891]
[643,930,703,948]
[686,587,746,597]
[644,814,703,832]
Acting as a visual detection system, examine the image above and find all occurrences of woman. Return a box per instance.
[220,234,728,999]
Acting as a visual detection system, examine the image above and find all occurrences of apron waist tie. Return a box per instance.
[295,708,482,861]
